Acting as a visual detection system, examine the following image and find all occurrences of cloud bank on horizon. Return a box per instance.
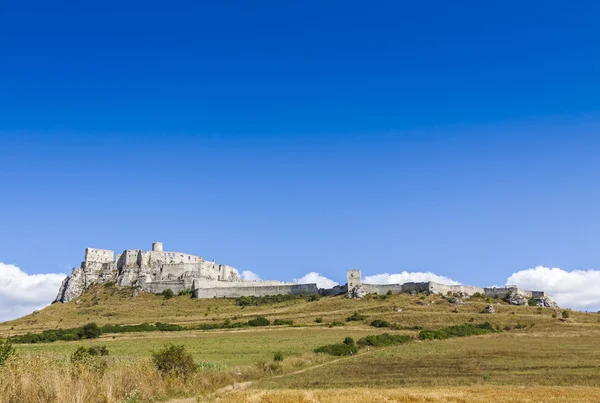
[2,263,600,323]
[507,266,600,312]
[0,263,65,323]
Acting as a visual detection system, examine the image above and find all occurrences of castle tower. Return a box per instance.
[347,269,361,290]
[152,242,163,252]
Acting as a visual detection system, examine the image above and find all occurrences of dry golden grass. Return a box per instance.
[0,353,233,403]
[2,285,597,338]
[208,386,600,402]
[255,329,600,389]
[2,286,600,402]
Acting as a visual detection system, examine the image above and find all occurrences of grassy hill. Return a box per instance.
[1,285,600,402]
[2,283,595,336]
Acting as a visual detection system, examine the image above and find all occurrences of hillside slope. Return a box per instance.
[1,284,595,338]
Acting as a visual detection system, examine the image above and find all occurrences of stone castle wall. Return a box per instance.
[55,244,549,303]
[193,283,318,299]
[85,248,114,263]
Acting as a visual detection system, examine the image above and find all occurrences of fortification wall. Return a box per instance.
[319,284,348,296]
[360,282,484,296]
[361,283,405,295]
[428,282,485,295]
[194,279,287,288]
[85,248,114,263]
[484,286,533,298]
[193,283,318,299]
[141,279,188,294]
[159,263,202,279]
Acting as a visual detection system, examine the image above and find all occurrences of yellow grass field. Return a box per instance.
[208,386,600,403]
[1,286,600,402]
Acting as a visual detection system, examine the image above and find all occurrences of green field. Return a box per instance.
[2,286,600,402]
[15,327,384,366]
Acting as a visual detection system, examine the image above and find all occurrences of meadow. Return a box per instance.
[1,286,600,402]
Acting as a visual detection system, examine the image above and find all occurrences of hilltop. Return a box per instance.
[2,284,600,402]
[0,282,590,338]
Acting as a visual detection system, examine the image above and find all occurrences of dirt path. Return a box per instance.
[167,352,366,402]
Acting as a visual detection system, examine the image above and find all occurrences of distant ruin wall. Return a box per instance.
[319,284,348,296]
[141,280,189,294]
[193,283,318,299]
[428,283,485,296]
[484,287,533,299]
[358,282,532,297]
[361,283,405,295]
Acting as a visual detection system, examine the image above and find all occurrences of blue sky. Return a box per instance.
[1,1,600,318]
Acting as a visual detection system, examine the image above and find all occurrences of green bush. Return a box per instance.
[307,294,321,302]
[346,312,368,322]
[70,346,109,374]
[273,319,294,326]
[315,317,323,323]
[71,345,109,361]
[273,351,284,361]
[328,321,345,327]
[357,333,411,347]
[152,344,197,378]
[386,290,393,295]
[343,336,355,345]
[161,289,174,299]
[562,310,570,319]
[314,343,358,356]
[418,322,496,341]
[370,319,391,328]
[528,297,538,306]
[0,339,15,366]
[79,323,101,339]
[178,289,193,296]
[248,316,270,327]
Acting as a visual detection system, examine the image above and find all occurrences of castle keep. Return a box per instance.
[55,242,315,303]
[55,242,552,305]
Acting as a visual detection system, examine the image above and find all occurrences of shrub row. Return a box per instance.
[9,315,293,344]
[357,333,412,347]
[346,312,368,322]
[418,322,496,341]
[370,319,391,328]
[8,323,101,344]
[314,343,358,356]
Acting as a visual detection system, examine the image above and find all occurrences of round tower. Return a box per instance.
[152,242,163,252]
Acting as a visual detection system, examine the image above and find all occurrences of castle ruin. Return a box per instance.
[55,242,552,305]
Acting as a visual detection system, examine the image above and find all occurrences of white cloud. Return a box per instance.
[507,266,600,311]
[363,271,461,286]
[0,263,66,323]
[241,270,262,281]
[294,272,339,289]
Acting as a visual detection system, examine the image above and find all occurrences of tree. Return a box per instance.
[79,323,101,339]
[152,344,196,377]
[162,289,174,299]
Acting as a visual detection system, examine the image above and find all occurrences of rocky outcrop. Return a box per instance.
[347,286,367,299]
[483,304,495,313]
[55,268,86,303]
[535,296,559,308]
[508,293,529,306]
[54,245,243,303]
